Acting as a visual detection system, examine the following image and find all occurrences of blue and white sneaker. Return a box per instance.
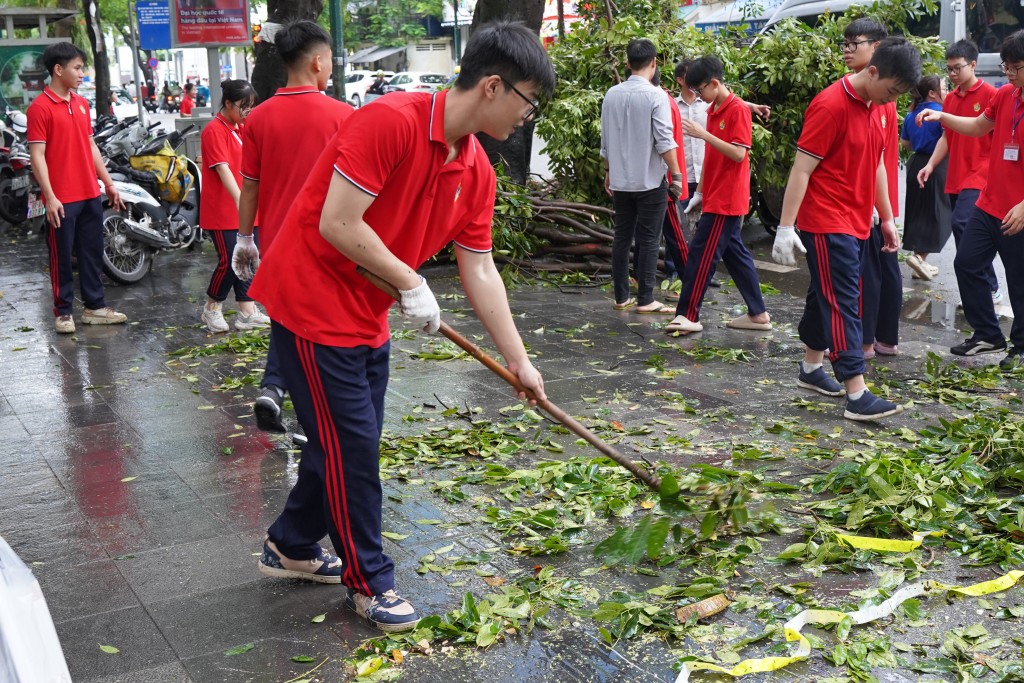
[257,538,343,584]
[797,365,845,397]
[843,390,903,422]
[346,588,419,633]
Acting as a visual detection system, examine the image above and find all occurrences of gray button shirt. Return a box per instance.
[600,75,677,192]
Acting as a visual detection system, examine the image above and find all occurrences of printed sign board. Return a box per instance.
[172,0,251,47]
[137,0,172,51]
[0,46,47,112]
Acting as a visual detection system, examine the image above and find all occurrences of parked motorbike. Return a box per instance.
[0,108,45,230]
[97,121,201,283]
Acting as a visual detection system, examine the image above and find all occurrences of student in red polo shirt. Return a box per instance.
[664,56,771,334]
[27,42,128,334]
[841,19,904,358]
[773,38,920,420]
[920,30,1024,368]
[246,21,555,633]
[918,39,1002,301]
[180,82,195,116]
[234,22,354,453]
[199,79,270,333]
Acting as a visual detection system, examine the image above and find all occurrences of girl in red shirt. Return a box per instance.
[200,79,268,333]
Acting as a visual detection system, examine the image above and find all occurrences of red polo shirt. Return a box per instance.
[249,90,495,348]
[701,92,751,216]
[976,85,1024,221]
[241,87,353,252]
[796,76,884,239]
[943,78,997,194]
[879,101,899,217]
[200,113,244,231]
[180,95,194,116]
[662,87,687,187]
[26,87,100,204]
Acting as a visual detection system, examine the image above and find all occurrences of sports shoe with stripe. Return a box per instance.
[950,336,1007,357]
[346,588,419,633]
[257,538,343,584]
[796,364,845,397]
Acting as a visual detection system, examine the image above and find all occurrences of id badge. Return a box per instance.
[1005,144,1020,162]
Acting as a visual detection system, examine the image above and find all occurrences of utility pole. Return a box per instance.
[329,0,346,100]
[128,0,146,121]
[452,0,460,65]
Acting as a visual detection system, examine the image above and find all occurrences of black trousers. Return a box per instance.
[46,197,106,316]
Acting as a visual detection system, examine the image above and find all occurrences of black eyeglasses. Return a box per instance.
[689,82,712,97]
[1001,61,1024,76]
[840,39,872,52]
[499,76,539,122]
[945,62,971,76]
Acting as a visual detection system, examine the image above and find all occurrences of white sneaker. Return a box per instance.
[993,289,1004,305]
[905,254,934,281]
[201,303,230,333]
[235,308,271,330]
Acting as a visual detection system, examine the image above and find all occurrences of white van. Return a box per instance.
[762,0,1020,81]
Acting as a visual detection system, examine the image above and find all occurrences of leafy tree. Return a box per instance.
[82,0,112,116]
[536,0,945,211]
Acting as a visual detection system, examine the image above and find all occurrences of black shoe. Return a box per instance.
[291,422,308,446]
[1001,347,1024,371]
[950,336,1007,357]
[254,386,286,432]
[708,279,721,288]
[797,364,845,397]
[843,389,903,422]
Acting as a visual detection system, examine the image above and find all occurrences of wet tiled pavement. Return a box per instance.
[1,218,1021,683]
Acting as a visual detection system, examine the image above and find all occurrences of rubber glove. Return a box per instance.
[668,173,685,201]
[683,191,703,214]
[232,234,260,281]
[772,226,806,266]
[399,276,441,333]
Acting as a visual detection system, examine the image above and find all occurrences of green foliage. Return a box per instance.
[491,169,541,260]
[537,0,947,206]
[317,0,444,51]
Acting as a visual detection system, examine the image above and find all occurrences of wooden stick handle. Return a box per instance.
[357,266,662,491]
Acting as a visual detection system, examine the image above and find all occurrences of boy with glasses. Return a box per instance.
[665,56,771,335]
[917,40,1002,303]
[773,38,921,420]
[246,21,554,633]
[841,19,903,358]
[919,30,1024,369]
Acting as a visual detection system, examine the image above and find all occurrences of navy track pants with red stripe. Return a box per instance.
[267,322,394,596]
[797,231,866,382]
[662,199,689,278]
[206,229,252,303]
[859,220,902,346]
[673,212,766,322]
[47,197,106,316]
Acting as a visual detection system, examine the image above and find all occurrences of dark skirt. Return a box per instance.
[902,152,952,254]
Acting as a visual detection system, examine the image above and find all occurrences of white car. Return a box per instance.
[78,86,138,120]
[382,72,448,94]
[344,70,394,108]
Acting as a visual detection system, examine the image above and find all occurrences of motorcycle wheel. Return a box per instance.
[0,173,28,224]
[102,207,153,284]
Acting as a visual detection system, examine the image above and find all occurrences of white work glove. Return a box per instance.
[232,234,260,281]
[398,276,441,334]
[683,191,703,214]
[772,225,807,267]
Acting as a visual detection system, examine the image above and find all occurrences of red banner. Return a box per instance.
[174,0,249,46]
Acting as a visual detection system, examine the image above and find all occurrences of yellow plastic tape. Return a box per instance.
[674,571,1023,683]
[836,531,942,553]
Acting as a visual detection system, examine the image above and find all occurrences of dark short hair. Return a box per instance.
[844,18,888,42]
[275,20,332,67]
[626,39,657,71]
[946,39,979,63]
[185,82,194,93]
[42,42,87,77]
[869,37,922,90]
[219,79,257,110]
[683,55,724,89]
[674,59,692,81]
[909,74,942,110]
[650,65,661,87]
[456,20,556,98]
[1001,29,1024,63]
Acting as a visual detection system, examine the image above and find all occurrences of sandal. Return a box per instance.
[636,302,675,314]
[613,297,637,310]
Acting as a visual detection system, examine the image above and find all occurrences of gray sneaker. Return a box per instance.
[201,303,229,333]
[235,308,270,330]
[346,588,419,633]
